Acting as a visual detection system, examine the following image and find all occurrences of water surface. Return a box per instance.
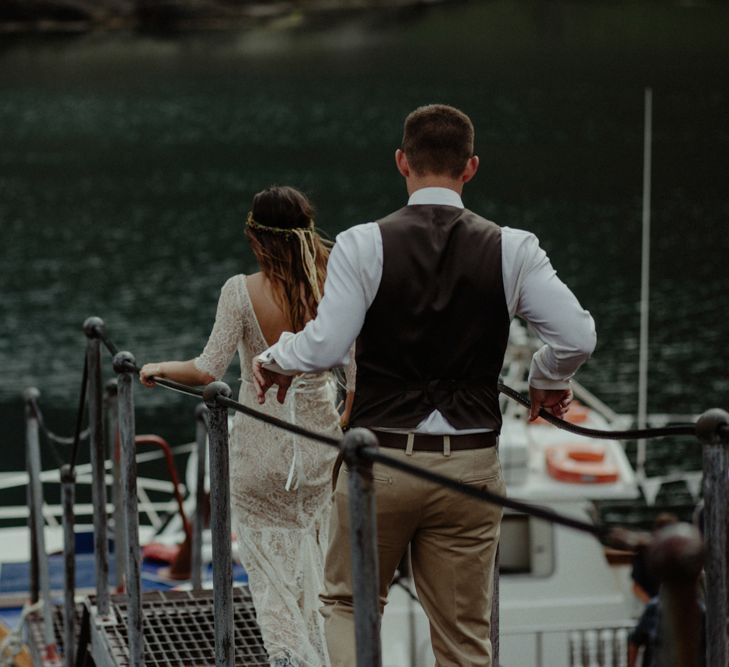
[1,0,728,486]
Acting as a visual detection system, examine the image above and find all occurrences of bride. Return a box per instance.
[140,185,354,666]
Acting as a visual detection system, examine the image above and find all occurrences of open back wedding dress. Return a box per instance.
[194,275,352,667]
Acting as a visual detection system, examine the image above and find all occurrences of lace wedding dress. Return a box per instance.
[195,275,352,667]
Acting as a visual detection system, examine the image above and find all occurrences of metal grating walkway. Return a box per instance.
[89,587,269,666]
[26,603,83,666]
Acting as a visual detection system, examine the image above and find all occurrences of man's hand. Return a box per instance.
[528,386,573,422]
[252,359,293,405]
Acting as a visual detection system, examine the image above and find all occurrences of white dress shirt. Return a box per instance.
[258,187,596,434]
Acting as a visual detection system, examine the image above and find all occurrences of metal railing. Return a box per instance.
[21,316,729,667]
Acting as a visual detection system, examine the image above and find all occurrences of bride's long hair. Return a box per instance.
[245,186,330,333]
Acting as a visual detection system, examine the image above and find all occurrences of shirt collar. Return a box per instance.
[407,187,464,209]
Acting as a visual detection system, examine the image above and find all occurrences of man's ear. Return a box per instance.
[462,155,479,183]
[395,149,410,178]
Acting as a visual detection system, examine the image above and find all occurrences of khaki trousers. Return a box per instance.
[320,445,505,667]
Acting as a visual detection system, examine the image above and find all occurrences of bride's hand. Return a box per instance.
[139,363,163,388]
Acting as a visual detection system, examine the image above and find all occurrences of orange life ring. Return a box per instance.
[545,443,620,484]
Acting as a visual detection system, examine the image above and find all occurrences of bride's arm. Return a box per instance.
[140,276,244,389]
[139,360,213,387]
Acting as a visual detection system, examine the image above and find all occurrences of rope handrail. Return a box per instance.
[363,446,604,539]
[26,360,90,472]
[26,322,727,553]
[497,382,696,439]
[98,328,723,550]
[27,393,91,449]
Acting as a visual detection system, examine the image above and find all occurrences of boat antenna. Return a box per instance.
[637,87,653,483]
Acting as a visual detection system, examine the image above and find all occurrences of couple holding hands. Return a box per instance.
[140,104,595,667]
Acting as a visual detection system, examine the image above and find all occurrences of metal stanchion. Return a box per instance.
[24,387,60,663]
[697,408,729,667]
[25,388,41,606]
[490,546,500,667]
[192,403,209,591]
[113,351,143,667]
[83,316,110,616]
[648,523,704,667]
[105,378,125,592]
[203,382,234,667]
[341,428,382,667]
[61,464,76,667]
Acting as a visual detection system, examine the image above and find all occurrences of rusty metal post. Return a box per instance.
[24,387,58,661]
[105,378,125,592]
[83,316,110,616]
[697,408,729,667]
[113,351,143,667]
[24,387,41,605]
[648,523,704,667]
[341,428,381,667]
[61,464,76,667]
[491,546,500,667]
[192,403,209,591]
[203,382,234,667]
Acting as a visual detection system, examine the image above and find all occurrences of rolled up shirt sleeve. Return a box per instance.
[503,228,597,389]
[257,223,380,375]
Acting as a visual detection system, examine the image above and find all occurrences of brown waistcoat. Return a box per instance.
[349,204,510,432]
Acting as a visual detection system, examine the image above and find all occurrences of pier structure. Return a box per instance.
[19,316,728,666]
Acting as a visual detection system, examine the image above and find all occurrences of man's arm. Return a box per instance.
[254,224,380,403]
[504,229,596,417]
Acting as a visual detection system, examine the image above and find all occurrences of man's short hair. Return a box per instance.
[402,104,474,178]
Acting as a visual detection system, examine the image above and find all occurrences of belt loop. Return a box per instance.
[443,435,451,457]
[405,433,415,456]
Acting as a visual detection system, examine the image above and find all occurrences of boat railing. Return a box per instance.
[20,315,729,667]
[0,445,194,526]
[501,619,636,667]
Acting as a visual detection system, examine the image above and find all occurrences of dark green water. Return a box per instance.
[1,1,728,491]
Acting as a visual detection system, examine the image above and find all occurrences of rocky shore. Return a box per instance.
[0,0,445,32]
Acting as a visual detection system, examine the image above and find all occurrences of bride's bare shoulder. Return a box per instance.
[244,272,265,293]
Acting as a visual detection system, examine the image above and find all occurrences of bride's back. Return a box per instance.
[245,272,314,347]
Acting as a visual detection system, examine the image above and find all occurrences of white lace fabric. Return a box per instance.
[195,275,354,666]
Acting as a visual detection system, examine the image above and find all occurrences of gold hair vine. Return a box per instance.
[245,211,315,236]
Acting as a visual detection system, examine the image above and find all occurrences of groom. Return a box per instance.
[253,104,596,666]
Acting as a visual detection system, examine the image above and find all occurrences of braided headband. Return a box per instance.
[246,211,315,236]
[245,211,322,303]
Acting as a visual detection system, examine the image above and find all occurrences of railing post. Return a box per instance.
[61,464,76,667]
[192,403,209,591]
[648,523,704,667]
[105,378,125,593]
[24,387,59,663]
[340,428,382,667]
[83,316,110,616]
[113,351,143,667]
[696,408,729,667]
[203,382,234,667]
[24,387,41,606]
[491,546,500,667]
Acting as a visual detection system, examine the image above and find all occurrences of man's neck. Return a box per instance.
[406,175,464,196]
